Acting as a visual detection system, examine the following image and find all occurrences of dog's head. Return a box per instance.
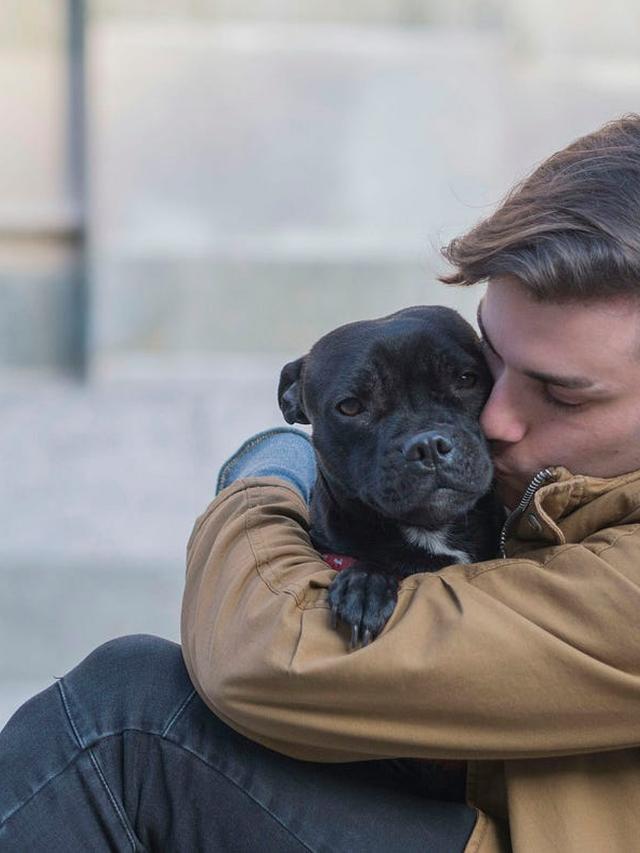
[278,305,494,528]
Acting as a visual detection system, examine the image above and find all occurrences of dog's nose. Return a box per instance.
[402,431,454,466]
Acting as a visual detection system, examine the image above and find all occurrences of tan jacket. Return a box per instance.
[181,468,640,852]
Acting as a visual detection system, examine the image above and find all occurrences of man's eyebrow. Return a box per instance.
[476,302,595,390]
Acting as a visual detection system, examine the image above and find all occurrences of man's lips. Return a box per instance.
[492,460,510,475]
[490,449,515,474]
[491,458,523,484]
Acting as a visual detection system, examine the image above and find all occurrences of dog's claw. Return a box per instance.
[362,628,373,647]
[350,624,359,650]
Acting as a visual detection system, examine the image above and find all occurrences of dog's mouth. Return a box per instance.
[376,480,488,527]
[362,450,494,526]
[392,485,481,526]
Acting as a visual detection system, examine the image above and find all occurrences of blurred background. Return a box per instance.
[1,0,638,726]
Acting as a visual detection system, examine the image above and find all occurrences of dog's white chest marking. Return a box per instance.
[400,525,471,564]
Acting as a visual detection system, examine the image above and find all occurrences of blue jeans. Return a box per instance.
[0,635,476,851]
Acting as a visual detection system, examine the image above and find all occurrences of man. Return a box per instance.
[3,115,640,851]
[181,114,640,851]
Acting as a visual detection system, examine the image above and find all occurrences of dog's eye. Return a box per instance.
[336,398,364,416]
[457,371,477,389]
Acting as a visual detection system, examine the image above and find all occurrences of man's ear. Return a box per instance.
[278,356,310,424]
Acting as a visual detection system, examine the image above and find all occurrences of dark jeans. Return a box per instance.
[0,634,476,852]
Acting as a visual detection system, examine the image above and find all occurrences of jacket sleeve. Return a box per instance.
[180,477,640,762]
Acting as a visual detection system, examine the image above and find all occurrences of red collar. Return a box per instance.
[321,552,359,572]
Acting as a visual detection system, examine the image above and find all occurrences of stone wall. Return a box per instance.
[2,1,640,377]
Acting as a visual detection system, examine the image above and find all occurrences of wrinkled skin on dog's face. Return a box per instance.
[278,306,494,529]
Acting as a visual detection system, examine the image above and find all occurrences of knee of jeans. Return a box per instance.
[60,634,197,743]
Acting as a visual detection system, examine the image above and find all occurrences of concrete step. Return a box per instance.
[0,368,310,720]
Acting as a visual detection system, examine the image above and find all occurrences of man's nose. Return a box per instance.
[479,376,527,444]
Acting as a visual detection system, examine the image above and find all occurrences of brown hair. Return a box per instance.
[440,114,640,302]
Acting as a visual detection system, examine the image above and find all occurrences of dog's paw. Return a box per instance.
[327,566,399,650]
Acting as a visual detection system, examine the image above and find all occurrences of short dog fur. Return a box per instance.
[278,305,505,650]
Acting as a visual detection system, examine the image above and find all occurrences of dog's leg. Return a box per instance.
[327,566,400,650]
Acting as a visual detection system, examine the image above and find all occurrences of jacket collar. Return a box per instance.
[505,465,640,553]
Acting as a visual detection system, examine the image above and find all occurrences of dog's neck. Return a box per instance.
[310,469,469,566]
[400,525,471,564]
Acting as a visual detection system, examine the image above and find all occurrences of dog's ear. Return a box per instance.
[278,356,310,424]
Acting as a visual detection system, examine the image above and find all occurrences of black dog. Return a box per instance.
[278,305,504,650]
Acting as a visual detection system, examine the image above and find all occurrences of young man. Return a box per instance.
[3,116,640,851]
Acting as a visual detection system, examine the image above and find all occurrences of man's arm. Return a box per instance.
[181,476,640,763]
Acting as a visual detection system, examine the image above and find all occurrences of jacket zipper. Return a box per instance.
[499,468,554,557]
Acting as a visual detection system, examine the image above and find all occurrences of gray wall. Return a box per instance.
[3,1,640,377]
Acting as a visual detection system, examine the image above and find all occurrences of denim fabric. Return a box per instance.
[216,427,317,504]
[0,635,477,852]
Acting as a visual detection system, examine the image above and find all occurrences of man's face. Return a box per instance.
[478,277,640,508]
